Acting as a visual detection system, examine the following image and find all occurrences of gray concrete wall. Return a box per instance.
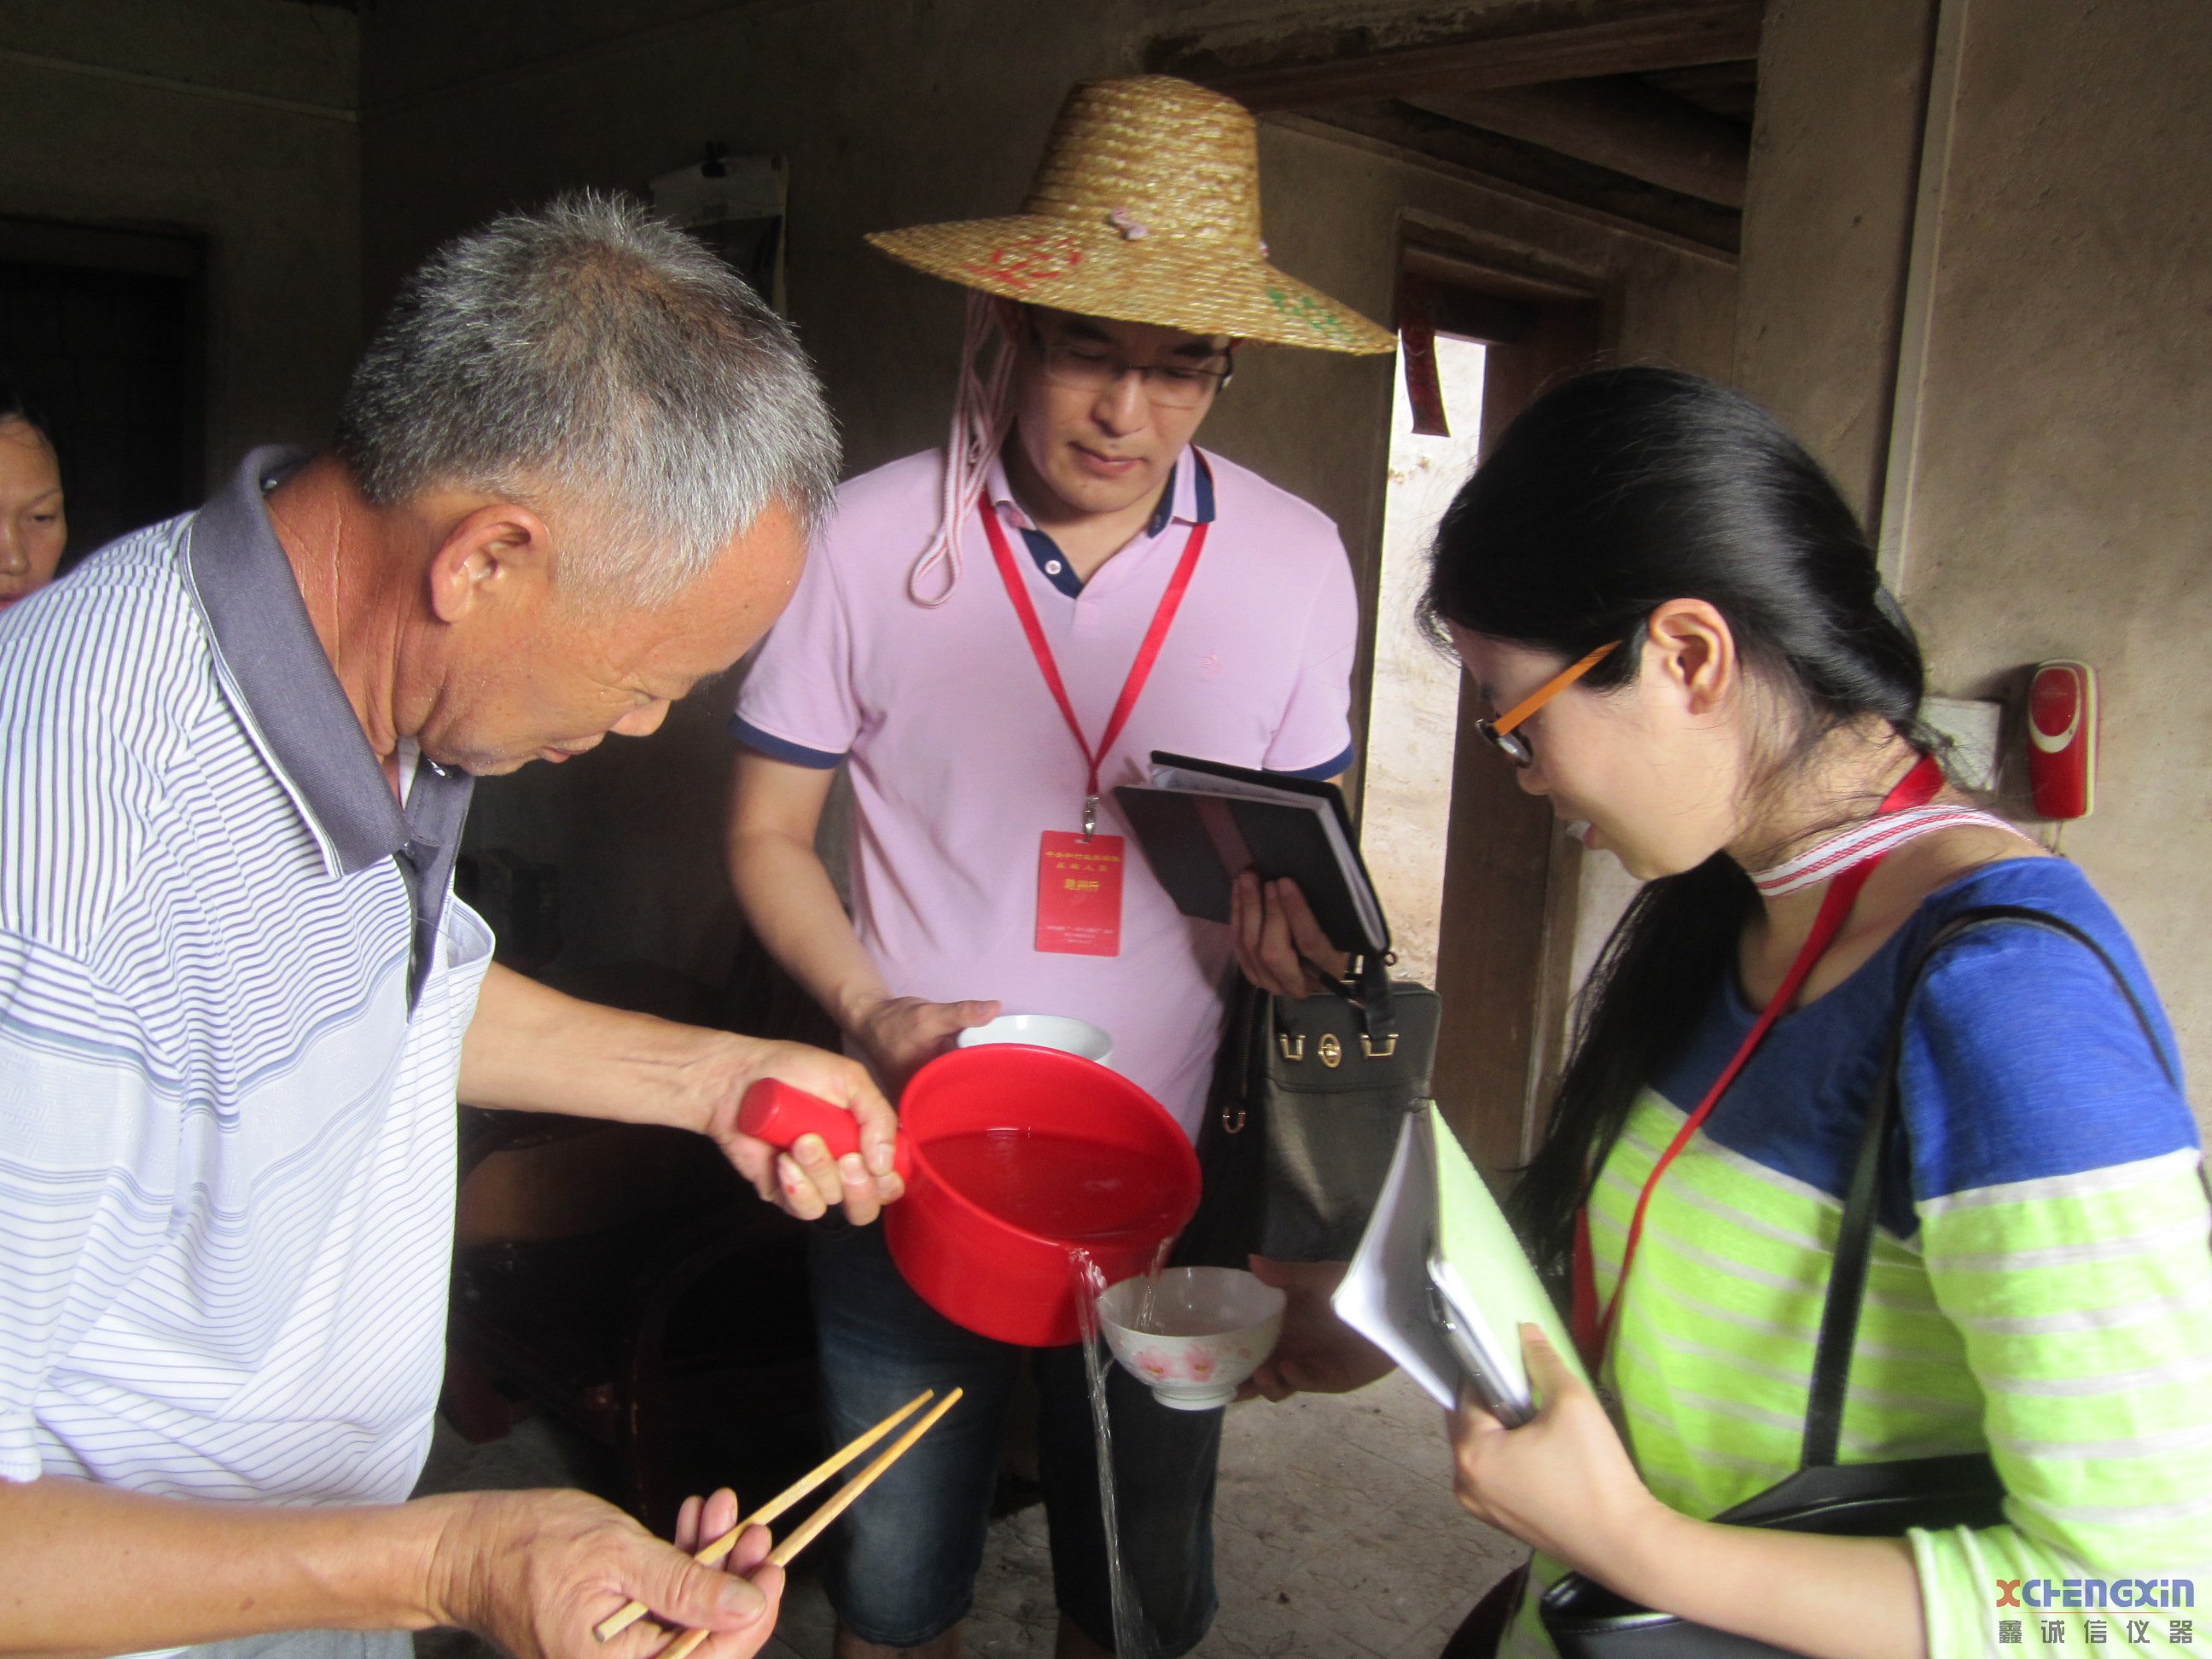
[1732,0,2212,1119]
[357,0,1737,984]
[1895,3,2212,1110]
[1732,0,1934,528]
[0,0,361,480]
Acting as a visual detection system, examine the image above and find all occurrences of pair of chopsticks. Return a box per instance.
[595,1387,962,1655]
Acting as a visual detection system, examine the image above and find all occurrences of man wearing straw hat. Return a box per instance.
[726,76,1392,1659]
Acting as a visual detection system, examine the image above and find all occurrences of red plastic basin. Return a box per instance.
[738,1045,1199,1346]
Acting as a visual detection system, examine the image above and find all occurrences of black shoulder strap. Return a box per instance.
[1801,903,2175,1467]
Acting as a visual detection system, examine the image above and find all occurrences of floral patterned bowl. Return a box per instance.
[1096,1266,1287,1411]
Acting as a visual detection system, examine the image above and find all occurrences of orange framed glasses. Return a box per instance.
[1475,641,1621,768]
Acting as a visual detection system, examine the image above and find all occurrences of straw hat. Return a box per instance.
[868,75,1394,355]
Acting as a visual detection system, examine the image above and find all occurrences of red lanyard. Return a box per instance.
[981,501,1208,837]
[1570,754,1947,1372]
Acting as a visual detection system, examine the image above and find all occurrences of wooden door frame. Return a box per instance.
[1395,245,1604,1174]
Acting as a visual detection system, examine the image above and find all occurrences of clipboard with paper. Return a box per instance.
[1330,1102,1590,1423]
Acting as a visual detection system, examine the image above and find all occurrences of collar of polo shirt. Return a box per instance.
[987,447,1218,599]
[187,447,474,1004]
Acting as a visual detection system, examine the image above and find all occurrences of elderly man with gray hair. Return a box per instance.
[0,195,897,1659]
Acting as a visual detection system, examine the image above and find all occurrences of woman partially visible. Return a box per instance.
[0,380,67,614]
[1428,368,2209,1658]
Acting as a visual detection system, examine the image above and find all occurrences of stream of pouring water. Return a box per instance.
[1069,1249,1157,1659]
[1135,1236,1172,1333]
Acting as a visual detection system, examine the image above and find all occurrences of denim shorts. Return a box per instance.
[810,1215,1220,1655]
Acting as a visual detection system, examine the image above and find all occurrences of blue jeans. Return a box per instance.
[810,1216,1220,1655]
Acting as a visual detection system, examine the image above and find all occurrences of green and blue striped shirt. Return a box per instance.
[1507,859,2210,1657]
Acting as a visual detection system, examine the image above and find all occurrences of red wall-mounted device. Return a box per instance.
[2027,661,2097,819]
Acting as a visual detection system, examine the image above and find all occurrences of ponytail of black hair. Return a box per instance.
[1422,366,1930,1282]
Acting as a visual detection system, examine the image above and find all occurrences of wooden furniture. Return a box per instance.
[442,1110,824,1534]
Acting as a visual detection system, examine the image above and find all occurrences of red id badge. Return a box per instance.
[1036,830,1124,956]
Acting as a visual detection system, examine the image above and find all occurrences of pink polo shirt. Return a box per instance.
[733,445,1357,1134]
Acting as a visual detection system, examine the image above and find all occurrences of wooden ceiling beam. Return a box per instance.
[1297,100,1741,255]
[1408,76,1749,207]
[1151,2,1765,113]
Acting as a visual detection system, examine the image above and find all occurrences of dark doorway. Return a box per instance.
[0,218,205,567]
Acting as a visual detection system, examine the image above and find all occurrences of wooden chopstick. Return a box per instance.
[742,1388,939,1535]
[765,1387,963,1569]
[592,1388,935,1643]
[631,1390,963,1659]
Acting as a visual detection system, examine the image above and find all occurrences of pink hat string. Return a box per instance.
[907,292,1016,607]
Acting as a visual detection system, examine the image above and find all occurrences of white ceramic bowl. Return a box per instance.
[1096,1266,1287,1411]
[954,1013,1114,1068]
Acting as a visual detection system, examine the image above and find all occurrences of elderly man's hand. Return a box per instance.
[702,1038,905,1224]
[426,1487,781,1659]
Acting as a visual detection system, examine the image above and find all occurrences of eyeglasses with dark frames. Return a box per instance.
[1025,316,1235,408]
[1475,641,1621,768]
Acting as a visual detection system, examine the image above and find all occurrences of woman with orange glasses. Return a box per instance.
[1425,368,2207,1659]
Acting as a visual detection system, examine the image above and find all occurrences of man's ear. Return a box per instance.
[425,502,555,624]
[1644,598,1738,718]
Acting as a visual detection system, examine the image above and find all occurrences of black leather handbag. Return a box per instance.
[1539,905,2173,1658]
[1178,957,1441,1266]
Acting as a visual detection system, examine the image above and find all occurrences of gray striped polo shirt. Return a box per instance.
[0,450,490,1534]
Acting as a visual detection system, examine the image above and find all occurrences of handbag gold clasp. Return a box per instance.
[1318,1033,1342,1068]
[1361,1033,1399,1060]
[1278,1033,1305,1062]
